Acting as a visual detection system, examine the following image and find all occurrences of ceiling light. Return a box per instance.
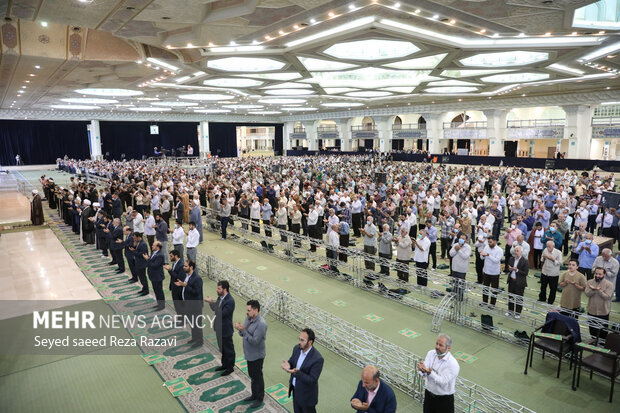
[40,21,48,27]
[284,107,318,111]
[394,3,401,8]
[303,67,437,88]
[349,4,355,10]
[265,35,271,40]
[166,45,172,49]
[599,31,605,34]
[286,17,375,48]
[249,111,282,115]
[449,20,456,25]
[384,53,447,69]
[293,25,299,29]
[460,51,549,67]
[21,86,26,89]
[381,87,415,93]
[310,18,317,24]
[208,42,214,47]
[479,29,486,33]
[29,74,35,77]
[414,9,420,14]
[24,80,30,83]
[345,91,393,97]
[207,57,285,72]
[432,15,439,20]
[492,33,500,38]
[544,32,551,36]
[259,98,306,104]
[129,107,172,112]
[427,80,480,87]
[298,56,357,71]
[203,78,263,87]
[34,65,40,69]
[571,32,578,35]
[75,88,143,97]
[222,104,264,109]
[50,104,100,110]
[264,89,314,96]
[187,43,193,48]
[178,93,235,101]
[580,42,620,62]
[328,12,335,17]
[146,58,179,72]
[517,33,525,37]
[321,102,365,107]
[233,73,302,81]
[151,101,198,107]
[324,39,419,60]
[481,72,549,83]
[602,101,620,105]
[262,82,312,89]
[425,86,478,93]
[61,98,118,104]
[193,109,231,113]
[278,31,285,35]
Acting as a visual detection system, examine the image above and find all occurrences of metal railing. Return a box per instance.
[200,208,620,344]
[392,124,427,130]
[351,125,378,131]
[507,119,565,127]
[592,116,620,126]
[317,126,338,132]
[200,253,535,413]
[293,127,306,133]
[443,121,487,129]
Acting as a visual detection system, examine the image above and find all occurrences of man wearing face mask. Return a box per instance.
[503,219,521,264]
[543,222,563,250]
[417,334,459,413]
[361,216,377,271]
[449,234,471,301]
[577,233,599,280]
[171,219,185,258]
[585,267,614,339]
[539,241,562,305]
[477,237,503,308]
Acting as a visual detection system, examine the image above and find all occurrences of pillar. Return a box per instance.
[283,121,294,153]
[338,118,352,152]
[484,109,508,157]
[303,120,319,151]
[88,120,102,160]
[375,116,392,153]
[563,105,593,159]
[199,121,210,158]
[424,113,443,154]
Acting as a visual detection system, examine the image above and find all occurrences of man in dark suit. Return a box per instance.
[103,217,115,263]
[350,365,397,413]
[144,240,165,310]
[164,250,185,314]
[174,260,203,348]
[206,280,235,376]
[111,192,122,219]
[123,226,137,283]
[505,245,529,318]
[109,218,125,274]
[281,328,324,413]
[132,233,149,295]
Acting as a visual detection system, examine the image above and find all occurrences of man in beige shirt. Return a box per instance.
[540,241,563,305]
[559,258,587,317]
[585,267,614,339]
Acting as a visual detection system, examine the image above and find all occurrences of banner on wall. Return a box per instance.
[443,128,487,139]
[289,132,307,139]
[352,130,378,139]
[506,127,563,139]
[392,129,428,139]
[592,126,620,139]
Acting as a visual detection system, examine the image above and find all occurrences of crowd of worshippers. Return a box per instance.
[51,156,619,336]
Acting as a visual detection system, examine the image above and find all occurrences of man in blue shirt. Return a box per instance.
[543,222,563,250]
[577,233,599,280]
[535,205,551,229]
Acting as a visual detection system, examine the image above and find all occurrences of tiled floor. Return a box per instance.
[0,191,31,225]
[0,229,100,319]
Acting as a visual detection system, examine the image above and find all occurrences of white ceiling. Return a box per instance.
[1,0,619,120]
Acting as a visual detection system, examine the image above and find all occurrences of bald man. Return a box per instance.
[350,365,396,413]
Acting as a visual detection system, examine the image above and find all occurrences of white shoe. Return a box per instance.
[505,312,512,317]
[514,314,521,319]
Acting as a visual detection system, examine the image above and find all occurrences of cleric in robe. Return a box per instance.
[81,199,96,244]
[30,190,44,226]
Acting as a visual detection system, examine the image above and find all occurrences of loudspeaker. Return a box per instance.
[375,172,387,183]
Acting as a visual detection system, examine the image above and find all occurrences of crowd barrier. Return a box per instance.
[200,208,620,346]
[199,253,536,413]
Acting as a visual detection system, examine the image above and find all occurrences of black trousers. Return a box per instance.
[221,335,236,369]
[292,389,317,413]
[429,242,437,269]
[379,252,391,275]
[111,249,125,271]
[184,301,203,344]
[151,279,164,308]
[278,224,287,242]
[587,313,609,339]
[440,238,451,259]
[127,256,137,281]
[533,248,542,269]
[352,213,362,237]
[475,249,484,284]
[251,218,260,233]
[482,273,499,306]
[363,245,376,270]
[423,390,454,413]
[578,267,593,280]
[291,223,301,247]
[339,234,349,262]
[507,282,525,314]
[539,274,559,304]
[247,358,265,401]
[136,267,148,293]
[309,224,319,252]
[220,216,229,239]
[451,271,466,301]
[416,261,428,286]
[396,258,409,282]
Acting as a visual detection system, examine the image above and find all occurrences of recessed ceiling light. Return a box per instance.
[129,107,172,112]
[222,104,264,109]
[40,21,48,27]
[293,25,299,29]
[394,3,401,8]
[449,20,456,25]
[178,93,235,101]
[518,33,525,37]
[187,43,193,47]
[492,33,499,38]
[259,98,307,104]
[230,41,236,46]
[152,101,198,107]
[310,18,317,24]
[34,65,40,69]
[571,32,578,36]
[278,30,284,35]
[414,9,420,14]
[203,78,263,87]
[29,74,35,77]
[599,31,605,34]
[50,104,100,110]
[321,102,365,107]
[328,12,335,17]
[479,29,486,33]
[74,88,143,96]
[61,98,118,104]
[544,32,551,36]
[349,4,355,10]
[207,57,285,72]
[193,109,231,113]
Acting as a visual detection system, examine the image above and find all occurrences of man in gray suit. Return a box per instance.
[505,245,529,319]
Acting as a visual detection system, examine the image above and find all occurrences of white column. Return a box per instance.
[282,121,295,153]
[424,113,443,154]
[484,109,508,157]
[375,116,392,153]
[337,118,352,152]
[563,105,594,159]
[88,120,102,160]
[199,121,210,158]
[303,120,319,151]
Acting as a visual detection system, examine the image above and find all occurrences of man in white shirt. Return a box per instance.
[307,204,320,252]
[539,240,563,305]
[172,219,186,258]
[477,237,503,308]
[144,210,156,253]
[414,229,431,287]
[327,223,340,272]
[185,221,200,263]
[417,334,460,413]
[132,209,144,234]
